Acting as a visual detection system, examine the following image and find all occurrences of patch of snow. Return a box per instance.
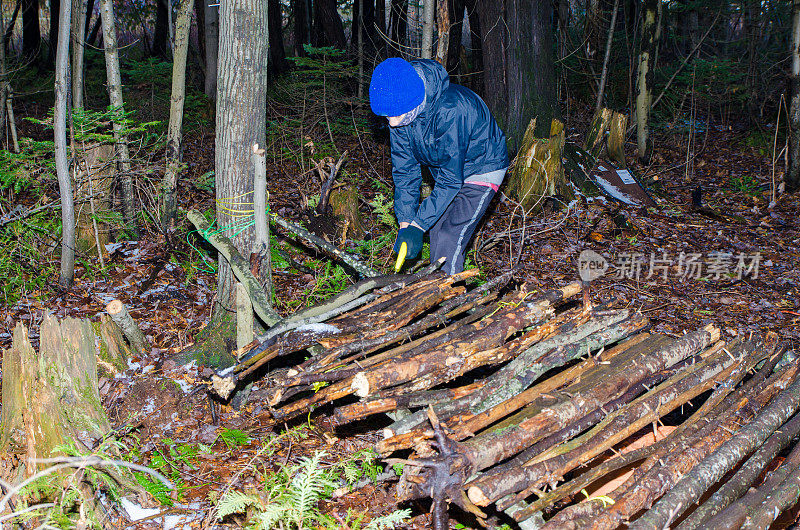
[294,323,341,334]
[174,378,193,393]
[143,397,156,414]
[182,360,197,371]
[142,365,155,374]
[120,497,161,521]
[592,174,637,205]
[127,359,141,371]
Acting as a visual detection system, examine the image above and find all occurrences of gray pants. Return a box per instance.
[429,183,496,275]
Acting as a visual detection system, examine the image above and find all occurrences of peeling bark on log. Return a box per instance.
[469,332,731,507]
[630,365,800,530]
[579,354,795,530]
[741,441,800,529]
[676,411,800,530]
[464,325,720,490]
[384,304,635,440]
[509,340,764,523]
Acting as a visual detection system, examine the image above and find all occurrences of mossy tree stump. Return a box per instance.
[507,118,572,212]
[0,316,111,472]
[329,184,365,241]
[585,107,628,167]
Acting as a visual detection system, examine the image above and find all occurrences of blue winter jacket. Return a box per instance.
[390,59,510,231]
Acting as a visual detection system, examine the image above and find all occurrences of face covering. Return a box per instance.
[390,98,426,127]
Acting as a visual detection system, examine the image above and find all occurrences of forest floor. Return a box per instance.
[1,77,798,528]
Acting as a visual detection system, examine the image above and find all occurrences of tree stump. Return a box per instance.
[329,184,365,240]
[75,142,114,258]
[585,107,628,167]
[1,316,110,470]
[507,118,573,212]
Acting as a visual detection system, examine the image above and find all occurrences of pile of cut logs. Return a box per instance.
[216,267,800,529]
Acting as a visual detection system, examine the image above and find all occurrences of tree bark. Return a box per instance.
[99,0,137,236]
[635,0,661,163]
[268,0,288,75]
[788,0,800,191]
[48,0,60,66]
[421,0,434,58]
[70,0,86,108]
[505,0,558,148]
[312,0,345,48]
[203,0,218,99]
[161,0,194,230]
[595,0,619,113]
[292,0,308,56]
[630,371,800,530]
[55,0,74,288]
[22,0,40,58]
[676,412,800,530]
[474,0,506,128]
[152,0,169,58]
[214,0,269,316]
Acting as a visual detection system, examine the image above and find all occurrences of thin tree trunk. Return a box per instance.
[70,0,86,108]
[434,0,448,64]
[292,0,308,55]
[203,1,218,99]
[152,0,169,58]
[595,0,619,113]
[421,0,433,58]
[99,0,137,236]
[54,0,74,288]
[268,0,288,75]
[788,0,800,191]
[22,0,40,58]
[214,0,269,316]
[634,0,661,163]
[4,0,21,52]
[48,0,60,66]
[389,0,407,51]
[160,0,194,230]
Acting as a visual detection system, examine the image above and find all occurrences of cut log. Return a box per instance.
[585,107,628,167]
[95,313,131,375]
[106,299,148,354]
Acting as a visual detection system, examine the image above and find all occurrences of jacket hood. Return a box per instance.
[412,59,450,110]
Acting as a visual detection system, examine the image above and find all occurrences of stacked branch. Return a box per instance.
[203,259,796,529]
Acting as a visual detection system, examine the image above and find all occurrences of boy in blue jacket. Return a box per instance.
[369,58,509,275]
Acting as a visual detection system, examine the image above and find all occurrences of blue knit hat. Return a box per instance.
[369,58,425,117]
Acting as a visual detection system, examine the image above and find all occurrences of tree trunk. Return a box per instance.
[74,143,113,257]
[203,0,218,99]
[463,0,481,91]
[635,0,661,163]
[506,0,557,149]
[474,0,506,129]
[788,0,800,191]
[389,0,407,51]
[99,0,137,236]
[445,0,463,75]
[160,0,193,230]
[152,0,169,58]
[421,0,433,58]
[70,0,86,108]
[312,0,345,48]
[292,0,308,56]
[434,0,448,64]
[54,0,74,288]
[48,0,60,66]
[22,0,40,58]
[376,0,385,41]
[595,0,619,112]
[215,0,269,317]
[268,0,288,75]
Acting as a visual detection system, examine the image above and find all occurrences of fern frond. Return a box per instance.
[364,508,412,530]
[217,490,260,519]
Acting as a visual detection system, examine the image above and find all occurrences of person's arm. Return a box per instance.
[411,117,466,231]
[389,127,422,226]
